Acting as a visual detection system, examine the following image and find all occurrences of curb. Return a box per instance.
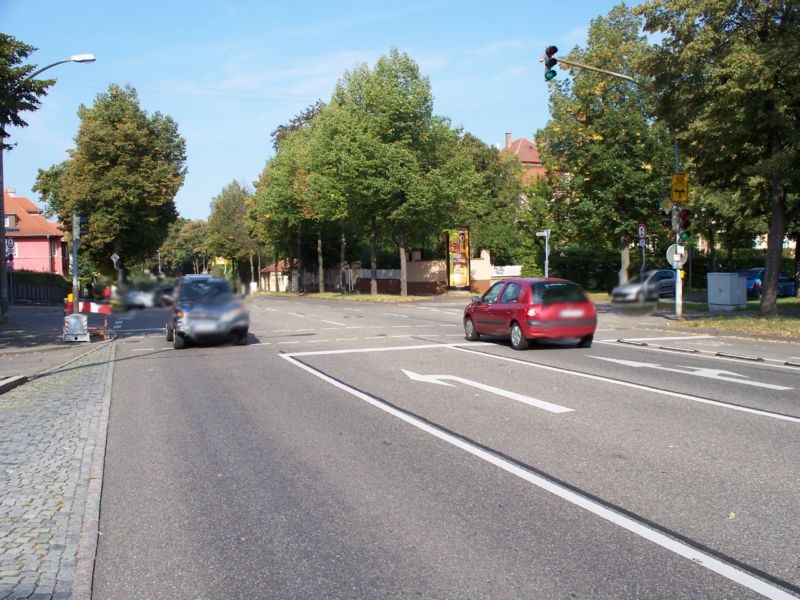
[0,374,27,394]
[71,341,116,599]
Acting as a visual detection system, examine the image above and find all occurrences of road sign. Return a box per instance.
[666,243,687,267]
[637,223,647,239]
[6,238,14,250]
[671,173,689,202]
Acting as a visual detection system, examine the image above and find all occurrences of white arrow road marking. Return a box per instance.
[402,369,573,414]
[593,357,791,390]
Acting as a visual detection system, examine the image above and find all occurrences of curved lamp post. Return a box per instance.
[0,53,95,319]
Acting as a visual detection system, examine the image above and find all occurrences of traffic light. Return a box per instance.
[544,46,558,81]
[662,205,677,231]
[678,208,691,241]
[79,215,90,236]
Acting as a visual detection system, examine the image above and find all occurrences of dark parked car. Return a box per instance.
[165,275,249,349]
[737,268,797,298]
[611,269,676,303]
[463,277,597,350]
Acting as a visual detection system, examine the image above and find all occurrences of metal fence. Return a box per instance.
[10,282,68,305]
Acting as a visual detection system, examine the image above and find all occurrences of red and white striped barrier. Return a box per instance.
[64,299,112,314]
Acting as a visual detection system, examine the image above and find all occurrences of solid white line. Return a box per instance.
[280,353,795,599]
[321,319,346,326]
[392,325,413,328]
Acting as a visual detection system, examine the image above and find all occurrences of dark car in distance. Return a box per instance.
[737,268,797,299]
[463,277,597,350]
[165,275,249,349]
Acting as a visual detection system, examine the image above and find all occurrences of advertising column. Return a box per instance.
[447,228,470,289]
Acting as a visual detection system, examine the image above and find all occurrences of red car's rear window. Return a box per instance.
[530,282,588,305]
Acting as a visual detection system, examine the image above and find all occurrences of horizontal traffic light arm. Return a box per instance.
[551,57,639,85]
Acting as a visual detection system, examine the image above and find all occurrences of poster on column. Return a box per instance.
[446,228,470,289]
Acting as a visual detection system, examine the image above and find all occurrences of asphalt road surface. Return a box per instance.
[92,296,800,599]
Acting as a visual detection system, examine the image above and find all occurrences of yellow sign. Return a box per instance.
[213,256,230,266]
[671,173,689,203]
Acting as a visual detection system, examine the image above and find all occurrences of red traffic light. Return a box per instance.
[545,46,558,58]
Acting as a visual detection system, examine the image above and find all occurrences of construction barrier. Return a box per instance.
[63,295,111,342]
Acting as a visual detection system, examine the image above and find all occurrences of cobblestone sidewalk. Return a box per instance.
[0,343,114,599]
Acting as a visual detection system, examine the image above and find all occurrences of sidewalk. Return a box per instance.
[1,306,115,599]
[0,306,111,387]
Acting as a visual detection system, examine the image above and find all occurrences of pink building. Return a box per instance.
[4,189,67,275]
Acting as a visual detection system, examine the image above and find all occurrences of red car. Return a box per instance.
[463,277,597,350]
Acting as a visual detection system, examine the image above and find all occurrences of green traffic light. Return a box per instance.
[679,231,692,241]
[545,69,557,81]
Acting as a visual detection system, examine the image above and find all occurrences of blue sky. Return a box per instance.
[2,0,633,220]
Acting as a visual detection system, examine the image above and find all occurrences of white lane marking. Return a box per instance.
[278,341,300,345]
[597,339,800,371]
[335,338,359,341]
[403,369,572,414]
[383,312,409,318]
[281,352,795,600]
[593,357,792,391]
[288,312,305,318]
[451,346,800,424]
[343,308,362,312]
[321,319,346,326]
[614,335,715,342]
[392,325,413,328]
[288,342,469,357]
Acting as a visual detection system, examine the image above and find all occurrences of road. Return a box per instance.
[92,296,800,599]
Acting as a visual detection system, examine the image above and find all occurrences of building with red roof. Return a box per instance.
[3,189,67,275]
[502,132,545,185]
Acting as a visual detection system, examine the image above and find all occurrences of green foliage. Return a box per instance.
[0,34,55,150]
[548,245,620,291]
[207,181,255,261]
[10,269,69,288]
[34,84,187,274]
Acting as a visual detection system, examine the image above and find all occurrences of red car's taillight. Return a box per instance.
[526,305,538,319]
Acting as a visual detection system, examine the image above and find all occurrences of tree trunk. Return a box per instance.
[317,230,325,293]
[793,236,799,298]
[707,225,717,273]
[761,129,786,317]
[618,240,630,286]
[340,231,347,293]
[297,227,304,293]
[249,251,254,287]
[399,227,408,297]
[257,249,262,290]
[370,216,378,296]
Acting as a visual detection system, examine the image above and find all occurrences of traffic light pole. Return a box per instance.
[72,210,80,314]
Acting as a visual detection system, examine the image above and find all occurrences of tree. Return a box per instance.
[207,181,257,284]
[34,84,186,283]
[0,34,57,318]
[325,49,475,295]
[271,100,325,151]
[536,4,674,286]
[637,0,800,315]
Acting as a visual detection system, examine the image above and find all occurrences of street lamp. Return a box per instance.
[0,53,95,319]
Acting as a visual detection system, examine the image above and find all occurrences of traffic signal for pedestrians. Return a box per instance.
[544,46,558,81]
[79,215,90,236]
[678,208,691,241]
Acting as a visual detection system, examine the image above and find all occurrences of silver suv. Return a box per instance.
[611,269,676,303]
[165,275,249,349]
